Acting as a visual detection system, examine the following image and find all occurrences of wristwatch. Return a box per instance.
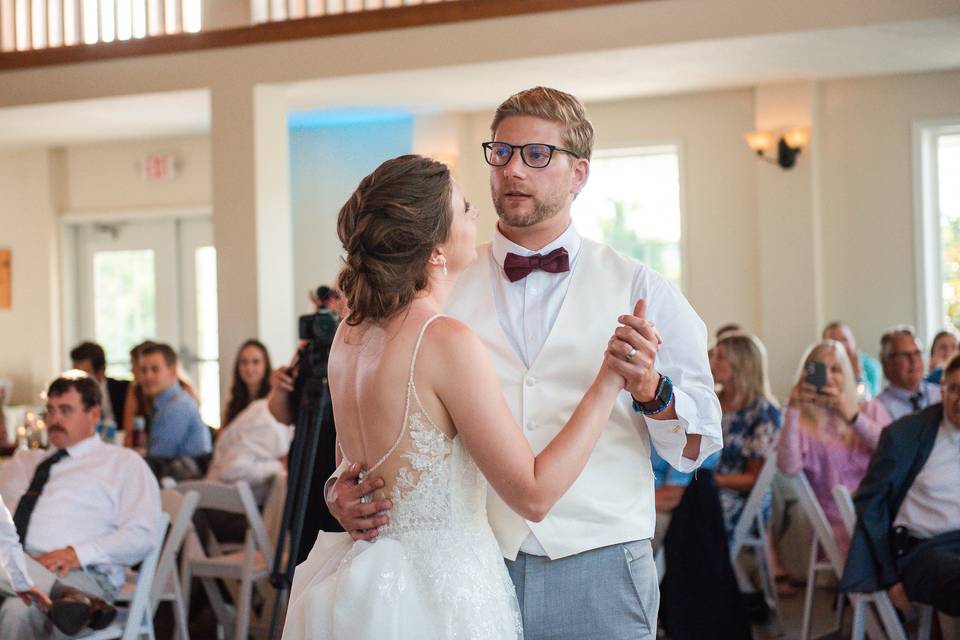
[632,374,674,415]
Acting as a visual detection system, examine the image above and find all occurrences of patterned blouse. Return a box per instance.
[717,396,782,539]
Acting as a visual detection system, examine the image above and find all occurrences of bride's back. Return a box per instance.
[329,307,458,503]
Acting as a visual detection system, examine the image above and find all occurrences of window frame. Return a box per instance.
[913,118,960,347]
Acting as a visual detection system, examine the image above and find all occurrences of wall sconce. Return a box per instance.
[744,127,811,169]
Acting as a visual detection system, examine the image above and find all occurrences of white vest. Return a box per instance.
[446,239,655,560]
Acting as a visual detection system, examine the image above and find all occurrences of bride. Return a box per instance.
[282,155,625,639]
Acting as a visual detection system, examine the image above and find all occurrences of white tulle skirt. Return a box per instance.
[282,528,522,640]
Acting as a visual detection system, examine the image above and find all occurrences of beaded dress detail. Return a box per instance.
[282,315,523,640]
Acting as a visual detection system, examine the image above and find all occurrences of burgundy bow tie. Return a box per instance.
[503,247,570,283]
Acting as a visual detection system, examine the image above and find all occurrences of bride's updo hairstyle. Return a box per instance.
[337,154,453,326]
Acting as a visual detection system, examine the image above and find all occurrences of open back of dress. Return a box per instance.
[283,315,523,640]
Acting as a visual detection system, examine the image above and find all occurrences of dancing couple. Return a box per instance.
[282,87,722,640]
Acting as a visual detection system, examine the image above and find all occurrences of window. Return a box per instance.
[916,121,960,343]
[572,145,684,289]
[937,134,960,325]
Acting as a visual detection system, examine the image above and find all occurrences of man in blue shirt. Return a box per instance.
[137,343,211,458]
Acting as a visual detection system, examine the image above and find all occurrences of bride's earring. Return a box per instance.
[439,256,448,277]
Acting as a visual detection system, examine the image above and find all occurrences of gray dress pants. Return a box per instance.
[505,539,659,640]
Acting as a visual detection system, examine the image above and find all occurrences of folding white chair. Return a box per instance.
[832,484,934,640]
[728,441,783,633]
[149,488,199,640]
[84,512,171,640]
[176,480,274,640]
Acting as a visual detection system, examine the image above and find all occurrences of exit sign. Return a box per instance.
[142,152,178,181]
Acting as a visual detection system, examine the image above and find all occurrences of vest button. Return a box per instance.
[525,377,537,387]
[525,421,536,430]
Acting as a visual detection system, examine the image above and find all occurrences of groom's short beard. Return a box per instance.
[493,192,565,228]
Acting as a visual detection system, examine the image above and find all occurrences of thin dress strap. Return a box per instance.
[365,314,446,475]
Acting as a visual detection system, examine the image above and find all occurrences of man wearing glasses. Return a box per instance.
[877,326,942,421]
[329,87,722,640]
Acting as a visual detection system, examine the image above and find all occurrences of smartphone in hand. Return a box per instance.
[804,361,828,392]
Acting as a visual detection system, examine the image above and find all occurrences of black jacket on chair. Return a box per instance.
[840,404,942,593]
[660,469,752,640]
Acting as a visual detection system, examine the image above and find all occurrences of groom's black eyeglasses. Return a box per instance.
[482,142,581,169]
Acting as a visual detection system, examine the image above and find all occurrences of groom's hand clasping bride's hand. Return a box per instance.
[605,299,664,404]
[329,464,392,541]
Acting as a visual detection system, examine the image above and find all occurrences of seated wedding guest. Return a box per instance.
[822,321,882,400]
[841,354,960,617]
[710,333,782,538]
[925,328,958,384]
[138,342,211,459]
[221,339,273,429]
[200,399,293,543]
[0,373,160,638]
[69,342,128,431]
[715,323,742,342]
[877,326,941,421]
[778,340,892,556]
[122,341,154,447]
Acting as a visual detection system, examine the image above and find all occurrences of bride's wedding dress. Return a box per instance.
[282,315,523,639]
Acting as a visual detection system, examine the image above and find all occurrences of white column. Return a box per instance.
[210,82,296,392]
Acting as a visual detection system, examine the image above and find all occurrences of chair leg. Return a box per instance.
[171,574,191,640]
[917,604,934,640]
[759,523,784,635]
[800,535,820,640]
[851,596,866,640]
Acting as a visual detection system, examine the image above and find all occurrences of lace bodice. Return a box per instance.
[339,315,490,536]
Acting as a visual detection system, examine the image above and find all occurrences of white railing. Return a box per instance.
[0,0,201,52]
[0,0,461,53]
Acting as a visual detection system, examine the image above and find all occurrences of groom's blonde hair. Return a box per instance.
[490,87,595,161]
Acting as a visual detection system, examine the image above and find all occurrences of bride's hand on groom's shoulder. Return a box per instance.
[603,299,662,400]
[328,464,393,541]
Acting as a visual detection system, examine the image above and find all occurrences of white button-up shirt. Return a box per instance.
[207,399,293,495]
[894,419,960,539]
[0,496,31,591]
[0,435,161,590]
[490,224,722,554]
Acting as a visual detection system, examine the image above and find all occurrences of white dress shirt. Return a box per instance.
[894,419,960,539]
[0,496,31,591]
[488,224,722,554]
[0,435,161,590]
[207,399,293,493]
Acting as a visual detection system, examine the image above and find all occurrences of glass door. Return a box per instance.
[70,216,221,426]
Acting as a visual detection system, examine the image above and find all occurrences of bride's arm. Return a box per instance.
[430,318,623,522]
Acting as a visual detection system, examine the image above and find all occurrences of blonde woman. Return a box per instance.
[777,340,892,555]
[709,333,782,538]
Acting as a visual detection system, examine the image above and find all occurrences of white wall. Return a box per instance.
[0,150,60,404]
[289,117,414,315]
[819,68,960,360]
[64,136,211,213]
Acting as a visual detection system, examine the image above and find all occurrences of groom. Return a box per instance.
[329,87,722,639]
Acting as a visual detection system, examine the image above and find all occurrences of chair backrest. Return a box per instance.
[260,471,287,550]
[832,484,857,535]
[729,434,781,557]
[175,479,274,561]
[123,512,169,640]
[153,489,199,611]
[790,472,846,576]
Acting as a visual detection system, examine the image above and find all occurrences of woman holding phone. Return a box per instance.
[777,339,892,555]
